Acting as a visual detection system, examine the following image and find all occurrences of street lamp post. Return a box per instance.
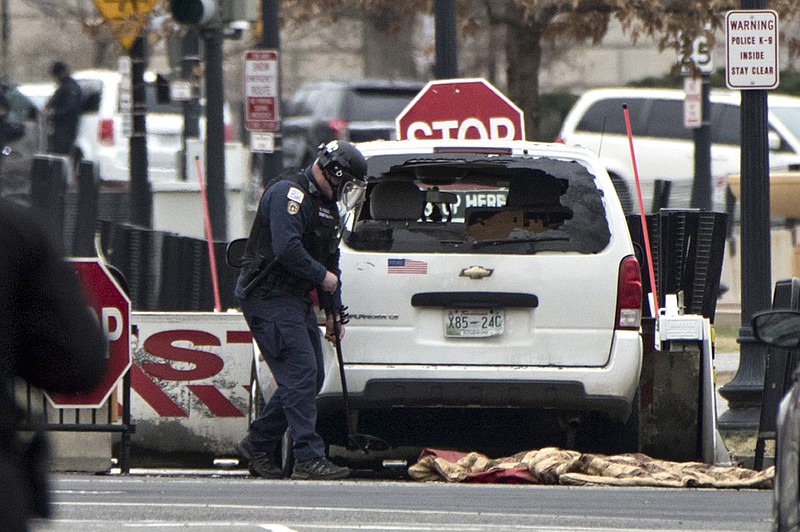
[718,0,772,432]
[258,0,282,186]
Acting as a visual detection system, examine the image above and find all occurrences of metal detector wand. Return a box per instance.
[329,305,357,439]
[325,300,390,454]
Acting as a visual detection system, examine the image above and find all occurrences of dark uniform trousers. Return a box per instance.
[240,294,327,462]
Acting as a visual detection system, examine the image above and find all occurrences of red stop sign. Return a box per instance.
[46,259,131,408]
[396,78,525,141]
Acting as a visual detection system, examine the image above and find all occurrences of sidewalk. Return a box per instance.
[714,350,739,419]
[715,350,740,375]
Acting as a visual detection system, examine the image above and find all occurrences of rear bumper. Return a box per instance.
[317,330,642,422]
[318,378,629,418]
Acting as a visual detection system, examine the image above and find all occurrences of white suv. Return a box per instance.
[72,69,236,182]
[557,88,800,214]
[253,139,644,459]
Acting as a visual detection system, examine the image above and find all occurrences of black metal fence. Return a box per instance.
[97,221,239,311]
[627,209,728,322]
[20,154,242,473]
[29,154,238,312]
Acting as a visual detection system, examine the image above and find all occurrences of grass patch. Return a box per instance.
[713,323,740,354]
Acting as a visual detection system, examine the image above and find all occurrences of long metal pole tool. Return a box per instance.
[327,303,390,454]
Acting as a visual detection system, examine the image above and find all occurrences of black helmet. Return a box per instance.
[317,140,367,183]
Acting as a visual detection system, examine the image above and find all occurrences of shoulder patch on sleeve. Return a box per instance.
[287,187,305,203]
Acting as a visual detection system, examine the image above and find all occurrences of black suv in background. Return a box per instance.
[280,79,426,169]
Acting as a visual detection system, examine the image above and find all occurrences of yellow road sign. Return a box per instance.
[92,0,159,51]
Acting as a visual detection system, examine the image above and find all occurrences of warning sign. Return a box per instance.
[725,9,779,90]
[92,0,158,51]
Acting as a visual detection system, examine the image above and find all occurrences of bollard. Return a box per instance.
[30,154,69,242]
[72,160,99,257]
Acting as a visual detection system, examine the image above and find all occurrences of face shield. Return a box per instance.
[338,178,367,211]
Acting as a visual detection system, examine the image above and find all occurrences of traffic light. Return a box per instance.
[169,0,217,25]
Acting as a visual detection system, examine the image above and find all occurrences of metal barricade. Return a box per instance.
[15,371,135,474]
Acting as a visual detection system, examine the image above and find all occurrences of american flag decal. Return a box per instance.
[388,258,428,274]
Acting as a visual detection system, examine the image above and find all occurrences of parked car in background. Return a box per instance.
[72,69,237,182]
[0,83,45,203]
[557,88,800,215]
[280,79,426,169]
[18,82,55,112]
[17,82,53,150]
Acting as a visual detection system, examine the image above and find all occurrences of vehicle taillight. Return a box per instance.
[616,255,643,330]
[328,119,349,140]
[224,123,236,142]
[98,118,114,146]
[553,136,565,144]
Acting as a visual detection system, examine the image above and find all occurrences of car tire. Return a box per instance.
[576,391,640,455]
[614,390,641,454]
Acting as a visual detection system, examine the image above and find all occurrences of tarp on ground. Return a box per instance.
[408,447,774,489]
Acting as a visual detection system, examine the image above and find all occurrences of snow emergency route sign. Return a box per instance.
[726,9,779,90]
[396,78,525,141]
[244,50,280,132]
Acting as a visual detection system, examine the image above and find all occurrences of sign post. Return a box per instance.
[718,6,778,432]
[45,260,131,409]
[396,78,525,141]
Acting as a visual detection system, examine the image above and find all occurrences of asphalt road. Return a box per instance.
[31,470,771,532]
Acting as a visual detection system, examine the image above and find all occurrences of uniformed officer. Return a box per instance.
[235,140,367,480]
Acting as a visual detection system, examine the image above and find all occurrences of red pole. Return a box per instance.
[195,156,222,312]
[623,104,659,315]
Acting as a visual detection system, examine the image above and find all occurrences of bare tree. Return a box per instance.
[279,0,800,140]
[19,0,123,70]
[21,0,800,140]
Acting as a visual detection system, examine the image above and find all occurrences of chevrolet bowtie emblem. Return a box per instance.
[460,266,493,279]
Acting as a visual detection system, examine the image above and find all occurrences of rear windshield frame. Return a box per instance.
[344,152,611,255]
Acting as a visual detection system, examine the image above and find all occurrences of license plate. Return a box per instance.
[445,309,504,338]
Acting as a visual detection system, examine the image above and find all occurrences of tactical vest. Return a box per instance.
[238,170,340,299]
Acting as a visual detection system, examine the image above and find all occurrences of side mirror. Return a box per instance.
[752,310,800,348]
[225,237,248,269]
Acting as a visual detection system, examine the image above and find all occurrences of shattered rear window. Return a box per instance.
[344,152,611,255]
